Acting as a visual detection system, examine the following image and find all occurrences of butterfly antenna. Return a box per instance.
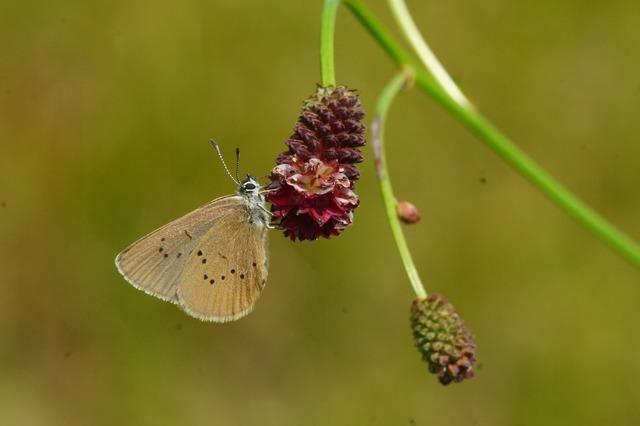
[235,147,241,183]
[210,139,240,186]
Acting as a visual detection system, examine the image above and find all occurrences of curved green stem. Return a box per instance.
[320,0,341,86]
[345,0,640,270]
[388,0,470,108]
[373,72,427,299]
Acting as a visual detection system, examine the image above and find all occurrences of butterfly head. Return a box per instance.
[239,175,268,225]
[239,175,261,196]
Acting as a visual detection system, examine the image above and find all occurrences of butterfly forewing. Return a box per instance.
[176,203,268,322]
[115,196,241,303]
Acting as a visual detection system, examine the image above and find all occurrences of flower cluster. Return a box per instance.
[410,294,477,385]
[267,86,366,241]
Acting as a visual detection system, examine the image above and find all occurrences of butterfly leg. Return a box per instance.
[258,204,274,217]
[258,188,278,195]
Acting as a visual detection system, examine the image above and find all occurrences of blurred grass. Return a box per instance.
[1,0,640,425]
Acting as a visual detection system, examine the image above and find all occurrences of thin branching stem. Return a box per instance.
[345,0,640,270]
[387,0,471,108]
[373,71,427,299]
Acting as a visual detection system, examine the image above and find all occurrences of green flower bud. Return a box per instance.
[410,294,477,385]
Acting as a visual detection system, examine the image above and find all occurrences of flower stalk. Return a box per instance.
[372,71,426,299]
[387,0,471,108]
[320,0,341,86]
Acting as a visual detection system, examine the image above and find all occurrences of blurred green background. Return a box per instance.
[2,0,640,425]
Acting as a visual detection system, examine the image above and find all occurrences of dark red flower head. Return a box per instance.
[268,86,366,241]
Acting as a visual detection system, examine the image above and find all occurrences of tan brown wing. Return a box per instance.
[115,196,241,303]
[176,202,269,322]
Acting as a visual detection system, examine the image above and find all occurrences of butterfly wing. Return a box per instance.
[176,201,269,322]
[115,196,241,303]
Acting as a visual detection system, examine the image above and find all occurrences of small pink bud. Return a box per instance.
[397,201,421,224]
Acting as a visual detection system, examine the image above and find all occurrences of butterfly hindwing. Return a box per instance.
[115,196,241,303]
[176,202,269,322]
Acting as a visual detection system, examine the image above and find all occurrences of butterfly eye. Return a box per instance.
[244,182,256,190]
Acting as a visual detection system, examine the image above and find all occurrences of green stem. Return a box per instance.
[345,0,640,270]
[388,0,470,108]
[320,0,341,86]
[373,72,427,299]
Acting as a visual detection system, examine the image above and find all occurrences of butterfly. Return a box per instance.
[115,141,271,322]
